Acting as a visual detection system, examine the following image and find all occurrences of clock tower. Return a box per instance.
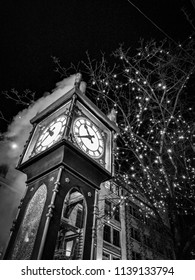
[4,74,119,260]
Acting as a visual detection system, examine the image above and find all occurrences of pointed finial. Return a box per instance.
[74,73,82,88]
[74,73,86,94]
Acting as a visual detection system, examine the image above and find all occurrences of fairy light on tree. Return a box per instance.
[72,38,195,258]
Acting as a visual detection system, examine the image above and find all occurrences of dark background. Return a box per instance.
[0,0,194,129]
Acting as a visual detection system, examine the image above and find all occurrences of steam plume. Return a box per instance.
[0,74,77,254]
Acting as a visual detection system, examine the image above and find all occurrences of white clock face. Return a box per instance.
[73,117,104,159]
[34,115,67,154]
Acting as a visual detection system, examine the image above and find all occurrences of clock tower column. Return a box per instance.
[4,74,119,260]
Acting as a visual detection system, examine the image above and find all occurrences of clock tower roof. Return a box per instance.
[31,86,119,133]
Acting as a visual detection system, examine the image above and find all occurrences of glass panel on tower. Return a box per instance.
[71,101,112,172]
[22,101,71,163]
[11,184,47,259]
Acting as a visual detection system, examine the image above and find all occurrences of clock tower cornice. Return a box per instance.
[31,87,119,133]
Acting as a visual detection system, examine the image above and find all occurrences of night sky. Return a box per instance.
[0,0,194,134]
[1,0,194,98]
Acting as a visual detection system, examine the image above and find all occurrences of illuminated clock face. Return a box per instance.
[73,117,104,159]
[34,115,67,154]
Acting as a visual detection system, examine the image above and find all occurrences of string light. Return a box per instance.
[88,39,195,220]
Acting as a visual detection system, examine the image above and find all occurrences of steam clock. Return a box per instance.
[4,74,118,260]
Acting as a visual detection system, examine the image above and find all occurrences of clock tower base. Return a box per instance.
[4,77,119,259]
[4,164,100,260]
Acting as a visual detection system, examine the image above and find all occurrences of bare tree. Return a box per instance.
[64,38,195,259]
[0,88,36,133]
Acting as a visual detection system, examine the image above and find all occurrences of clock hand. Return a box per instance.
[47,127,55,136]
[83,123,95,143]
[37,128,55,147]
[35,133,50,149]
[77,135,95,143]
[84,123,91,136]
[78,135,95,138]
[35,126,58,151]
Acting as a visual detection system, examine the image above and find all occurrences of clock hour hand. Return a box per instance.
[47,127,55,136]
[37,128,54,147]
[39,132,51,144]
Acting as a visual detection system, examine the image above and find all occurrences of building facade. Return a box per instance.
[95,180,175,260]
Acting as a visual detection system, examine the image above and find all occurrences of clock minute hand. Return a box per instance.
[84,123,95,143]
[35,133,50,149]
[84,123,91,135]
[38,128,54,146]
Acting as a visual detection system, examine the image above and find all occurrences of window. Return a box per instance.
[113,204,120,222]
[55,189,86,260]
[130,227,141,242]
[105,200,120,222]
[112,184,120,196]
[129,204,143,220]
[103,224,120,247]
[104,181,120,196]
[102,251,120,260]
[105,200,112,217]
[64,240,74,257]
[102,251,110,260]
[132,251,142,260]
[103,225,111,243]
[75,208,83,228]
[143,235,152,248]
[112,256,120,260]
[54,231,80,260]
[113,229,120,247]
